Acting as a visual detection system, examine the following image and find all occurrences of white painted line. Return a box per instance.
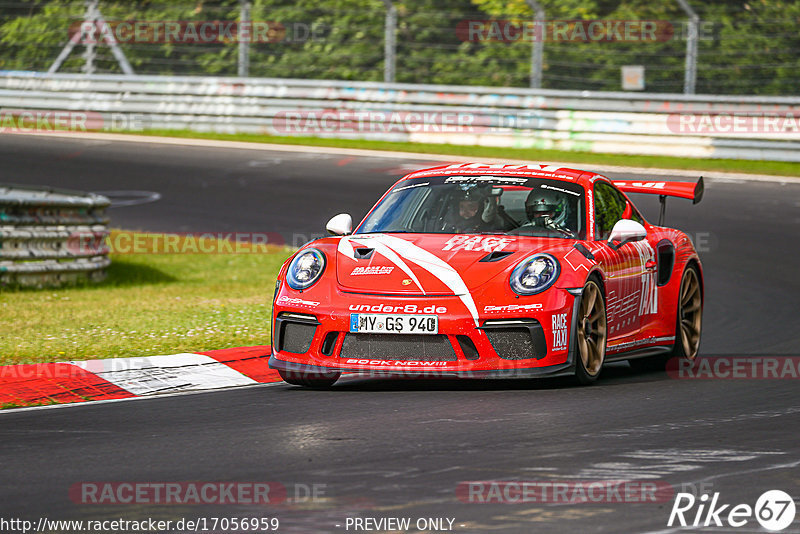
[70,353,257,395]
[0,381,286,416]
[7,131,799,183]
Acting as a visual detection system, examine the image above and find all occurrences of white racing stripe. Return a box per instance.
[367,234,480,326]
[339,235,425,293]
[337,234,481,325]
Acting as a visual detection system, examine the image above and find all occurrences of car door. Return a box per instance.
[592,180,654,341]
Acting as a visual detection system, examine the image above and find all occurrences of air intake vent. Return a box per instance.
[480,250,514,262]
[279,322,317,354]
[321,331,339,356]
[481,319,547,360]
[457,335,480,360]
[340,334,457,361]
[657,240,675,286]
[275,313,319,354]
[354,247,374,259]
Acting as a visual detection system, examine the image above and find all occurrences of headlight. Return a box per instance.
[510,253,560,295]
[286,248,326,290]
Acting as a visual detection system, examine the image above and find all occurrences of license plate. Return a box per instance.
[349,313,438,335]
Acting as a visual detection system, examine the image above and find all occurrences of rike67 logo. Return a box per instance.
[669,490,796,531]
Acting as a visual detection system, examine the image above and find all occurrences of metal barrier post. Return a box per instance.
[525,0,545,89]
[383,0,397,83]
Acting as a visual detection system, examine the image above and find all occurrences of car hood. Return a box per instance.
[335,233,571,295]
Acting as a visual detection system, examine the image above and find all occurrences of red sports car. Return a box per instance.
[269,163,704,386]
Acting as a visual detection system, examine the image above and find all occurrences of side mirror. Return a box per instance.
[607,219,646,250]
[326,213,353,236]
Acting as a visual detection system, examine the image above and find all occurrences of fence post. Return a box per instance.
[238,0,251,77]
[676,0,699,94]
[49,0,134,75]
[382,0,397,83]
[525,0,545,89]
[81,0,98,75]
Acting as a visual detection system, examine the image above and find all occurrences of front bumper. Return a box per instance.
[269,288,581,379]
[269,355,575,379]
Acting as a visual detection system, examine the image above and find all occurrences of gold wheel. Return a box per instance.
[678,267,702,360]
[577,280,607,378]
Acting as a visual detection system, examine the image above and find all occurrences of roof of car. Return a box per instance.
[402,163,603,185]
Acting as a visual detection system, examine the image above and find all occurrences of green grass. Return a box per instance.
[1,400,58,410]
[138,129,800,178]
[1,232,292,365]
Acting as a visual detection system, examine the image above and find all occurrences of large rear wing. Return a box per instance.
[612,176,704,204]
[612,176,704,225]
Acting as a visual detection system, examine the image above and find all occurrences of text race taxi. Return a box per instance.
[269,163,704,387]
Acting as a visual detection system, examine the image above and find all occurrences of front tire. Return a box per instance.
[574,278,607,385]
[278,369,340,388]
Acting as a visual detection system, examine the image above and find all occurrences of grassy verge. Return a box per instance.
[138,129,800,178]
[1,231,292,365]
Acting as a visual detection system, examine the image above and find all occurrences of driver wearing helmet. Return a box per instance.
[443,186,501,233]
[521,188,573,237]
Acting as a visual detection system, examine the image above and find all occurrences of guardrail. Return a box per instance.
[0,184,110,287]
[1,71,799,162]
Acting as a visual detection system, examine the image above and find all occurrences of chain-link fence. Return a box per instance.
[1,0,798,95]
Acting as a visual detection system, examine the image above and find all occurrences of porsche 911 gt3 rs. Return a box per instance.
[269,163,704,387]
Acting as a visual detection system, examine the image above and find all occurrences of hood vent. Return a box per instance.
[479,250,514,262]
[354,247,374,260]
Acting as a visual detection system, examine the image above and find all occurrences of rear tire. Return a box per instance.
[673,264,703,360]
[278,369,340,388]
[629,264,702,373]
[574,278,607,385]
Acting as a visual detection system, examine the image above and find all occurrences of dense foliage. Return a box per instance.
[0,0,798,94]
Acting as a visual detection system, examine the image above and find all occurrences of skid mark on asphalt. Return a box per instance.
[624,449,785,463]
[564,449,787,481]
[246,153,335,168]
[0,428,113,434]
[55,141,111,160]
[420,417,520,424]
[493,506,615,522]
[586,406,800,439]
[57,149,84,160]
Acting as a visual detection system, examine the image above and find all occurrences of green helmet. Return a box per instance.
[525,188,568,227]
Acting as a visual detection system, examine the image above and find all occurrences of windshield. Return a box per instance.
[356,176,586,239]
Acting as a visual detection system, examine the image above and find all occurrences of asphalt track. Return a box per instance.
[1,134,799,533]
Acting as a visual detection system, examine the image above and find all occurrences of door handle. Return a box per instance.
[645,260,657,271]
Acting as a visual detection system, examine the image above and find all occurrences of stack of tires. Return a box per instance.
[0,185,110,287]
